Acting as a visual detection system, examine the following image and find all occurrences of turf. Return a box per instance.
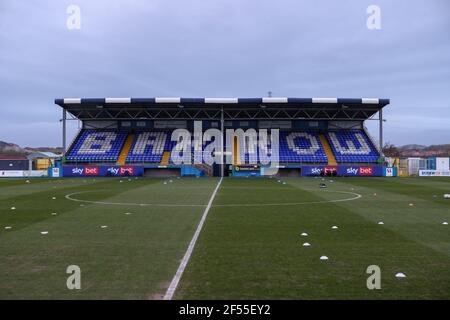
[0,176,449,299]
[175,177,450,299]
[0,177,218,299]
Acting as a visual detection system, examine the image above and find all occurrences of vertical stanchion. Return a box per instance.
[62,109,67,157]
[379,109,383,158]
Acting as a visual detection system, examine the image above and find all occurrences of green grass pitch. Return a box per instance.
[0,176,449,299]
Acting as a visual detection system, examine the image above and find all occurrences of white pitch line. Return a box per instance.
[163,177,223,300]
[65,191,205,207]
[65,189,361,208]
[214,190,362,207]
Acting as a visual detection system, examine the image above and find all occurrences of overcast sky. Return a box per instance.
[0,0,449,147]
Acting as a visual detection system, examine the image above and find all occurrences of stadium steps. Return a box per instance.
[319,134,337,166]
[233,136,240,165]
[160,151,170,166]
[116,133,134,165]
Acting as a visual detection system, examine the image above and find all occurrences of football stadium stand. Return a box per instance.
[280,131,328,163]
[56,97,390,177]
[326,130,379,163]
[65,129,378,165]
[66,130,127,163]
[126,131,173,164]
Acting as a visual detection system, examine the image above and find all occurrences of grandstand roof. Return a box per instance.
[26,152,61,160]
[55,97,390,121]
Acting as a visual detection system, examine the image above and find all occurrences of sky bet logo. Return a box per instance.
[71,167,84,175]
[359,167,373,175]
[311,167,322,175]
[120,167,134,175]
[72,166,98,176]
[107,167,120,175]
[346,167,373,176]
[106,166,134,176]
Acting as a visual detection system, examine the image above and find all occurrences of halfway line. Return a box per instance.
[163,177,223,300]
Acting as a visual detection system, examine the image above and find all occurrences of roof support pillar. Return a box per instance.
[379,108,383,157]
[62,109,67,157]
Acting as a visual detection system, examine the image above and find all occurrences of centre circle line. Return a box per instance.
[65,189,362,208]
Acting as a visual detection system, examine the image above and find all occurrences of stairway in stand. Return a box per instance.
[160,151,170,166]
[116,133,134,165]
[319,134,337,166]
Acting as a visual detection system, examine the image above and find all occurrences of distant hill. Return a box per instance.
[383,143,450,157]
[0,141,24,155]
[399,144,427,151]
[0,141,62,157]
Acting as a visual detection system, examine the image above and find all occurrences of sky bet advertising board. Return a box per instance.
[63,165,144,177]
[301,166,384,177]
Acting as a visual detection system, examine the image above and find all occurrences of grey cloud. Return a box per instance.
[0,0,449,146]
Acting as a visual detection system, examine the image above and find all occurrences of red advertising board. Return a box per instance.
[120,166,134,175]
[359,167,373,176]
[84,166,99,175]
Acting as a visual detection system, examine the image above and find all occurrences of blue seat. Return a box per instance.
[66,129,128,163]
[326,130,379,163]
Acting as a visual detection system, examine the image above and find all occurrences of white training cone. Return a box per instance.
[52,197,56,200]
[395,272,406,278]
[5,226,12,230]
[302,242,311,247]
[320,256,329,261]
[124,212,132,215]
[100,225,108,229]
[10,207,16,210]
[442,222,448,225]
[282,182,287,185]
[301,232,308,236]
[378,221,384,225]
[409,203,414,207]
[41,231,49,235]
[373,193,377,196]
[51,212,57,216]
[331,226,339,229]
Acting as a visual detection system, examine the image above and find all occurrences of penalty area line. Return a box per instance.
[163,177,223,300]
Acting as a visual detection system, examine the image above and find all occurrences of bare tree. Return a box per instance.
[382,142,400,157]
